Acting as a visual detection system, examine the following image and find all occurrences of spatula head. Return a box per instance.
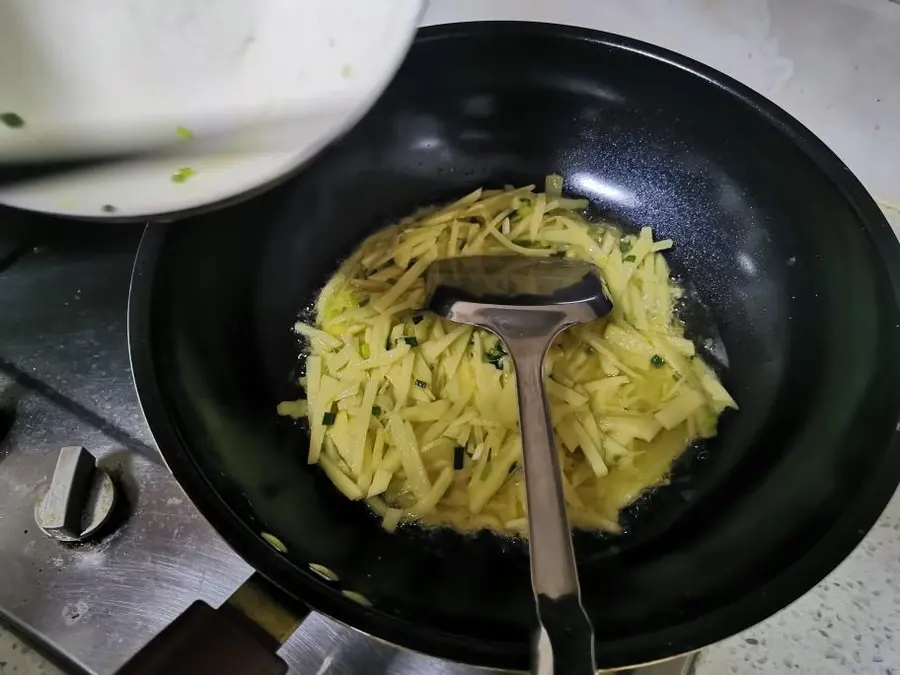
[425,256,612,321]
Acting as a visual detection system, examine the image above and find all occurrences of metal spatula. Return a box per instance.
[425,255,613,675]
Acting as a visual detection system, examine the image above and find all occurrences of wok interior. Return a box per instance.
[140,25,900,669]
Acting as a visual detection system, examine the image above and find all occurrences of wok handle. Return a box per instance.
[116,573,309,675]
[511,346,596,675]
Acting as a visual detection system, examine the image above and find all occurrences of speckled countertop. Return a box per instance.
[0,629,61,675]
[696,489,900,674]
[2,0,900,674]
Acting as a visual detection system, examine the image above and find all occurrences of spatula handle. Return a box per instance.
[512,346,596,675]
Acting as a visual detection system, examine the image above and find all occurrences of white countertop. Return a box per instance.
[425,1,900,673]
[2,1,898,674]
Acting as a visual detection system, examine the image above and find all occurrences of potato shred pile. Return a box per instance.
[278,176,737,535]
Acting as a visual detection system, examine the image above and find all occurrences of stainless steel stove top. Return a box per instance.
[0,214,693,675]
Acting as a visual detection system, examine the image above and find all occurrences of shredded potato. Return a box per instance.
[280,176,737,536]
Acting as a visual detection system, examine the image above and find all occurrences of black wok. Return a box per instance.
[123,22,900,674]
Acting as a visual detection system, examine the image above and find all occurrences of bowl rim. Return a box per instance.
[0,0,425,222]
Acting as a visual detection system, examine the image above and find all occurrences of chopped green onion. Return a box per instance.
[308,562,339,582]
[1,112,25,128]
[453,446,465,470]
[402,336,418,347]
[619,240,633,254]
[360,344,371,358]
[372,405,381,417]
[101,204,117,213]
[485,342,507,370]
[623,254,636,263]
[261,532,287,553]
[322,411,336,425]
[650,354,666,368]
[175,125,194,140]
[342,590,372,607]
[414,379,427,388]
[171,167,196,183]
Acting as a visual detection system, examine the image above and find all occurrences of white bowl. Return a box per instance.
[0,0,423,218]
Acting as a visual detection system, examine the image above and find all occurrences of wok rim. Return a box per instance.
[127,21,900,671]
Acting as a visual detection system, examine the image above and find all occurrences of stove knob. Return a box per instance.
[34,446,118,542]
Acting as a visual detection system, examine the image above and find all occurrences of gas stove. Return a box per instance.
[0,212,694,675]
